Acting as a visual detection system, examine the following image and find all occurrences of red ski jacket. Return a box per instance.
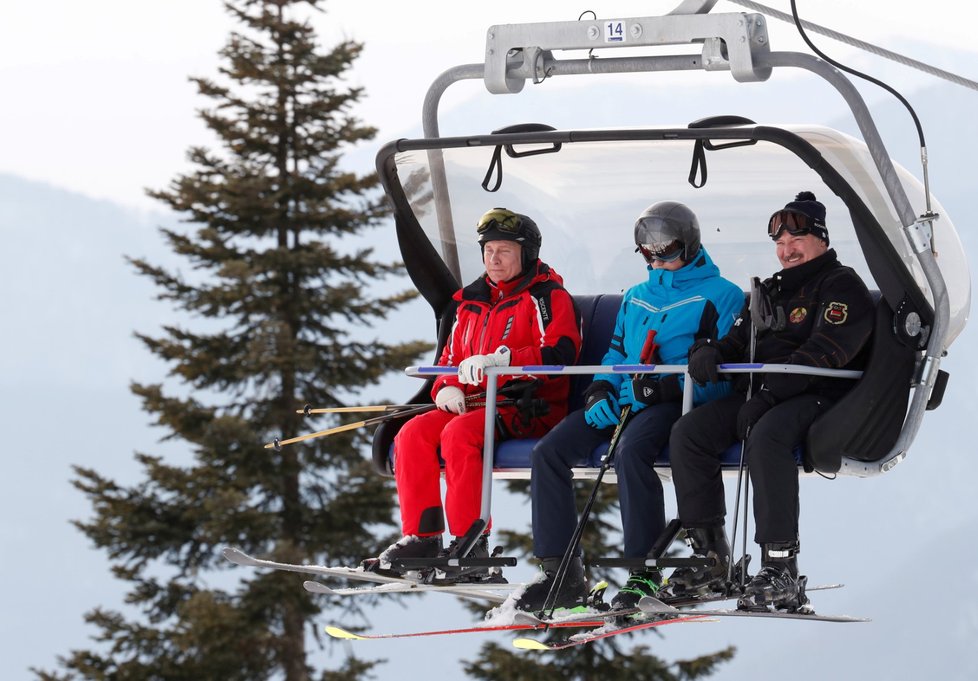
[432,260,582,435]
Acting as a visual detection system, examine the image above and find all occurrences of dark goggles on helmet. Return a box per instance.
[767,209,823,241]
[477,208,522,235]
[637,239,684,263]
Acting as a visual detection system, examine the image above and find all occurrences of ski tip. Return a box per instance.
[222,546,256,566]
[512,637,551,651]
[303,580,335,595]
[325,626,366,640]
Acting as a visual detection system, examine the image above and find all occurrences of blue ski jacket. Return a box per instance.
[594,246,744,406]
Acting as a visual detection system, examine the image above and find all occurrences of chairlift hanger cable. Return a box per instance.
[728,0,978,93]
[731,0,959,217]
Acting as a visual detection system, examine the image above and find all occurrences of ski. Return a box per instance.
[639,596,870,623]
[302,579,514,602]
[507,582,850,650]
[512,613,713,651]
[658,581,843,609]
[223,546,513,603]
[496,581,844,629]
[324,610,609,642]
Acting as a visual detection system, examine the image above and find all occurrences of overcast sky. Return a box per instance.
[3,0,977,210]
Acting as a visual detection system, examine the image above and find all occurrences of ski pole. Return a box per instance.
[542,329,659,617]
[297,378,542,418]
[727,280,761,587]
[297,403,428,416]
[266,398,515,451]
[266,403,437,451]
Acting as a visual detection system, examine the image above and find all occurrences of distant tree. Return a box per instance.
[35,1,428,679]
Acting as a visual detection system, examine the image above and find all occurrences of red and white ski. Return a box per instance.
[511,612,713,650]
[325,612,609,642]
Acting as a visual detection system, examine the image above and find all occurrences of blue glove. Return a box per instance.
[584,386,621,429]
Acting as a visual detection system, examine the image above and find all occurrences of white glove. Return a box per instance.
[435,386,467,414]
[457,346,511,385]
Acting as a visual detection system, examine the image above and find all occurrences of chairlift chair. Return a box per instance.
[368,7,969,501]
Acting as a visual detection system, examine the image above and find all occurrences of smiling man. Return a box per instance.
[665,191,874,613]
[368,207,581,583]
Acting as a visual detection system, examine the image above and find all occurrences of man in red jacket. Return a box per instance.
[372,208,582,581]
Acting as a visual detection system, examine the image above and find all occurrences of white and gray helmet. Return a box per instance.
[634,201,701,264]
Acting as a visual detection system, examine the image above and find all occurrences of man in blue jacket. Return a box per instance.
[515,201,744,612]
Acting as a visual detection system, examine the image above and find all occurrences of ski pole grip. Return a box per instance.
[639,329,658,365]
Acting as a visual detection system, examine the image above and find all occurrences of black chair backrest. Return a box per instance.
[806,293,915,472]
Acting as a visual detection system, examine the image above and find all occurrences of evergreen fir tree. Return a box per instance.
[36,1,428,679]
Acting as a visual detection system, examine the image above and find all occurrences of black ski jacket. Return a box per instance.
[699,249,874,402]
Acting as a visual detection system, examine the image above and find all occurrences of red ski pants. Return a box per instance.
[393,407,498,538]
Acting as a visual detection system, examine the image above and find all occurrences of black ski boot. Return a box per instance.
[666,525,731,596]
[367,534,442,574]
[611,568,663,611]
[737,541,810,612]
[514,556,589,613]
[438,534,502,583]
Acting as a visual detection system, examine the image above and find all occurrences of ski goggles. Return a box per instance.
[637,239,684,263]
[477,208,523,235]
[767,209,826,241]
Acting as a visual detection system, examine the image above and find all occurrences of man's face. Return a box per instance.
[483,240,523,282]
[775,232,827,269]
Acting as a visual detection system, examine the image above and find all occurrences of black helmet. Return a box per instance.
[476,207,542,271]
[634,201,701,264]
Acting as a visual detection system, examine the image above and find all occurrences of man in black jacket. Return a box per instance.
[667,191,874,611]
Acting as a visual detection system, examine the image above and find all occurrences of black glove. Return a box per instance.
[736,390,777,439]
[688,340,722,386]
[620,375,683,411]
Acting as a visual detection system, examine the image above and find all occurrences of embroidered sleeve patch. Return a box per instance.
[789,307,807,324]
[824,302,849,324]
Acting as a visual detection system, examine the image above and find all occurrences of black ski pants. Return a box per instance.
[669,392,830,544]
[530,402,681,559]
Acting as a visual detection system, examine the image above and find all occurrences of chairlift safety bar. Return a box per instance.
[404,362,863,545]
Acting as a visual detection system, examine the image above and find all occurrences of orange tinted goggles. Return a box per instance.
[768,209,816,240]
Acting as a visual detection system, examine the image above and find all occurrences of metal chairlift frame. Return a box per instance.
[372,7,960,555]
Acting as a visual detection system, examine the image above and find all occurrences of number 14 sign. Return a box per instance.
[604,20,625,43]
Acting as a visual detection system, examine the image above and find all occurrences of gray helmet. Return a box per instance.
[634,201,701,264]
[476,208,542,271]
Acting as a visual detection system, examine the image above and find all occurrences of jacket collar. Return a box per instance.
[770,248,838,295]
[646,246,721,289]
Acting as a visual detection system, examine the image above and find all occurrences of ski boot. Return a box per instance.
[438,534,505,583]
[611,568,664,613]
[513,556,589,613]
[364,534,442,575]
[666,525,731,597]
[737,541,811,612]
